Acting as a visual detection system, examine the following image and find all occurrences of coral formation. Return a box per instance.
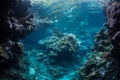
[35,29,88,79]
[0,0,35,79]
[105,1,120,60]
[94,28,111,52]
[39,28,80,62]
[0,0,35,42]
[79,28,112,80]
[79,0,120,80]
[0,0,34,63]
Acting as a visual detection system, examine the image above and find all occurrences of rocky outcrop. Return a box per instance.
[0,0,35,43]
[0,0,35,79]
[79,28,113,80]
[79,1,120,80]
[106,1,120,60]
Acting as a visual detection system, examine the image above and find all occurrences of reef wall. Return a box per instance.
[0,0,35,79]
[80,0,120,79]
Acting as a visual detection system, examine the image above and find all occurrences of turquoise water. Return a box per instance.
[20,0,105,79]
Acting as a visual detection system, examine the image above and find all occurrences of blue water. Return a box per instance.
[20,0,105,79]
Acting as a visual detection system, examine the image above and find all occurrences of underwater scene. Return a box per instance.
[0,0,120,80]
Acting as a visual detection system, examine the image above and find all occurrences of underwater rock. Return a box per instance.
[105,1,120,60]
[13,0,31,18]
[0,0,35,43]
[0,0,35,79]
[0,0,34,63]
[80,1,120,80]
[79,28,112,80]
[94,28,111,52]
[106,2,120,28]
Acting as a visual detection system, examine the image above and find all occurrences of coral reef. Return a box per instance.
[94,28,111,52]
[38,28,80,62]
[29,29,87,79]
[0,0,34,64]
[0,0,35,79]
[79,1,120,80]
[105,1,120,60]
[0,41,23,65]
[2,0,120,79]
[0,0,35,43]
[20,26,92,79]
[79,28,112,80]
